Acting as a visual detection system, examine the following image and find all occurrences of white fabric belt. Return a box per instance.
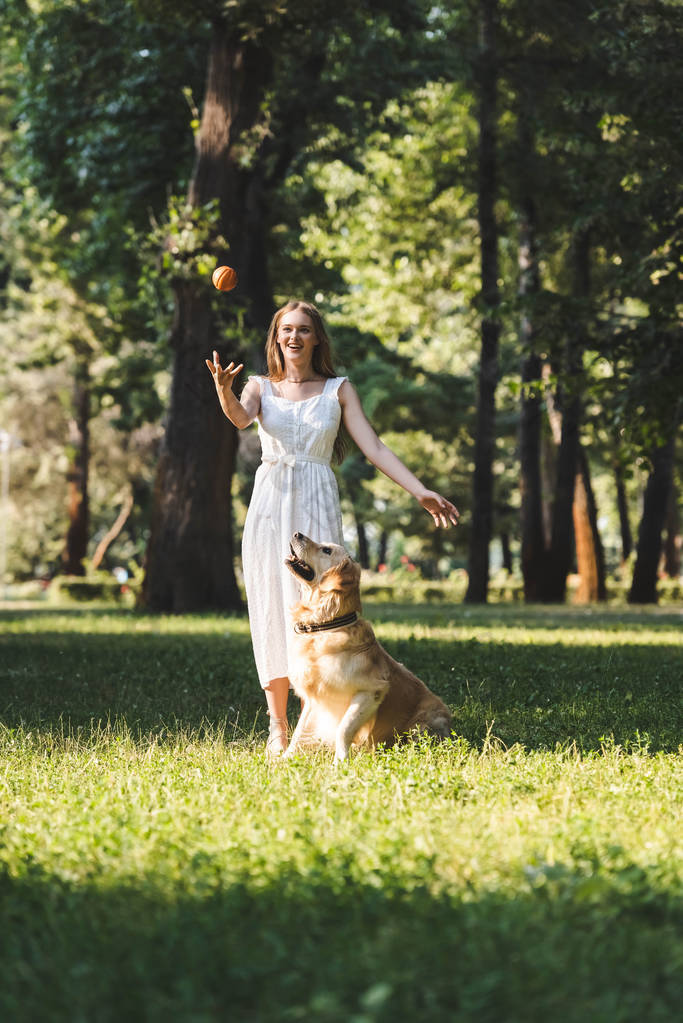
[261,453,330,469]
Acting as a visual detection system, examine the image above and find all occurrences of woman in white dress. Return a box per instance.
[207,300,459,756]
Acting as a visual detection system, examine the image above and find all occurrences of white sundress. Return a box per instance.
[241,375,347,688]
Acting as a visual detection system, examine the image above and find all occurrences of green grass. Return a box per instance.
[0,602,681,1021]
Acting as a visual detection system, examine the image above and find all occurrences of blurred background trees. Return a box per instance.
[0,0,680,607]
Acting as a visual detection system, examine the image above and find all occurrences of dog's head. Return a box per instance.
[285,532,361,617]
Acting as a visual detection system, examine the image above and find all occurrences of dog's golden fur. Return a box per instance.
[284,533,452,761]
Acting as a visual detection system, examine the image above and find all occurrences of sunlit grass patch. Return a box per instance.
[0,603,681,1020]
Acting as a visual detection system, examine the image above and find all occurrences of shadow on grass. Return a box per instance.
[0,859,680,1022]
[1,607,681,752]
[392,635,683,754]
[0,623,264,741]
[366,600,683,632]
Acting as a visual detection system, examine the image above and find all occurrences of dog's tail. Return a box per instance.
[413,711,452,741]
[429,714,453,740]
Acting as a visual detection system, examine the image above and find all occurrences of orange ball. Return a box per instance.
[212,265,238,291]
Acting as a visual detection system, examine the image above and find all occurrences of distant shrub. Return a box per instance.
[658,576,683,602]
[48,573,137,605]
[360,569,471,604]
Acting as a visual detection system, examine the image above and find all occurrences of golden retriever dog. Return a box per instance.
[284,532,452,761]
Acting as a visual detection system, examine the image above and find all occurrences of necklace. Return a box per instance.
[285,377,319,384]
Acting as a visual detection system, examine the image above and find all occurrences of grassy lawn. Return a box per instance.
[0,601,681,1021]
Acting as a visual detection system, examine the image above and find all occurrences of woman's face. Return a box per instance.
[276,308,318,370]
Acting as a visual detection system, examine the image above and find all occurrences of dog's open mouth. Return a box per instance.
[285,545,315,582]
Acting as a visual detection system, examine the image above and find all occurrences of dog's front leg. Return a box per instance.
[335,684,388,762]
[283,700,315,758]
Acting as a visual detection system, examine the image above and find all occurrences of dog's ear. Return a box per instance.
[318,557,360,593]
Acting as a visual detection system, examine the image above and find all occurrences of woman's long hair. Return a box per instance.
[264,300,347,463]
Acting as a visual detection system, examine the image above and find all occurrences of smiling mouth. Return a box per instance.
[285,545,314,581]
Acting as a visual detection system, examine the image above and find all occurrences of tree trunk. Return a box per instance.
[466,0,500,604]
[144,23,274,611]
[377,530,388,571]
[519,351,545,600]
[188,25,275,334]
[661,479,680,578]
[540,420,555,548]
[517,209,545,600]
[500,531,512,574]
[144,283,242,611]
[540,230,590,602]
[516,84,545,603]
[62,360,90,576]
[91,490,134,572]
[572,446,607,603]
[542,396,579,601]
[354,515,370,570]
[343,461,371,569]
[628,434,676,603]
[614,458,633,565]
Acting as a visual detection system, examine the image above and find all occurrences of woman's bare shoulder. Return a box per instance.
[337,377,356,402]
[242,375,264,395]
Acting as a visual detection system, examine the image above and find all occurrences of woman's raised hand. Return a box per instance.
[418,491,460,529]
[205,350,243,392]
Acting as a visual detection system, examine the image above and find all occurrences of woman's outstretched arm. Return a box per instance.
[339,380,459,529]
[205,352,261,429]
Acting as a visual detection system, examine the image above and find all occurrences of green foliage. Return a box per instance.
[0,604,681,1019]
[295,82,481,367]
[2,0,209,403]
[143,197,229,282]
[278,84,483,560]
[495,0,683,449]
[6,0,207,285]
[0,2,199,579]
[1,0,681,596]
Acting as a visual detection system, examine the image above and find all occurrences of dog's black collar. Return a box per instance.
[294,611,359,634]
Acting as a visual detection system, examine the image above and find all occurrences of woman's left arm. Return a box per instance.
[339,380,459,529]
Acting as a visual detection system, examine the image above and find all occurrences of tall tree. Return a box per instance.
[515,113,545,602]
[503,2,587,603]
[587,0,683,601]
[62,355,91,576]
[465,0,500,603]
[540,231,589,601]
[144,20,272,610]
